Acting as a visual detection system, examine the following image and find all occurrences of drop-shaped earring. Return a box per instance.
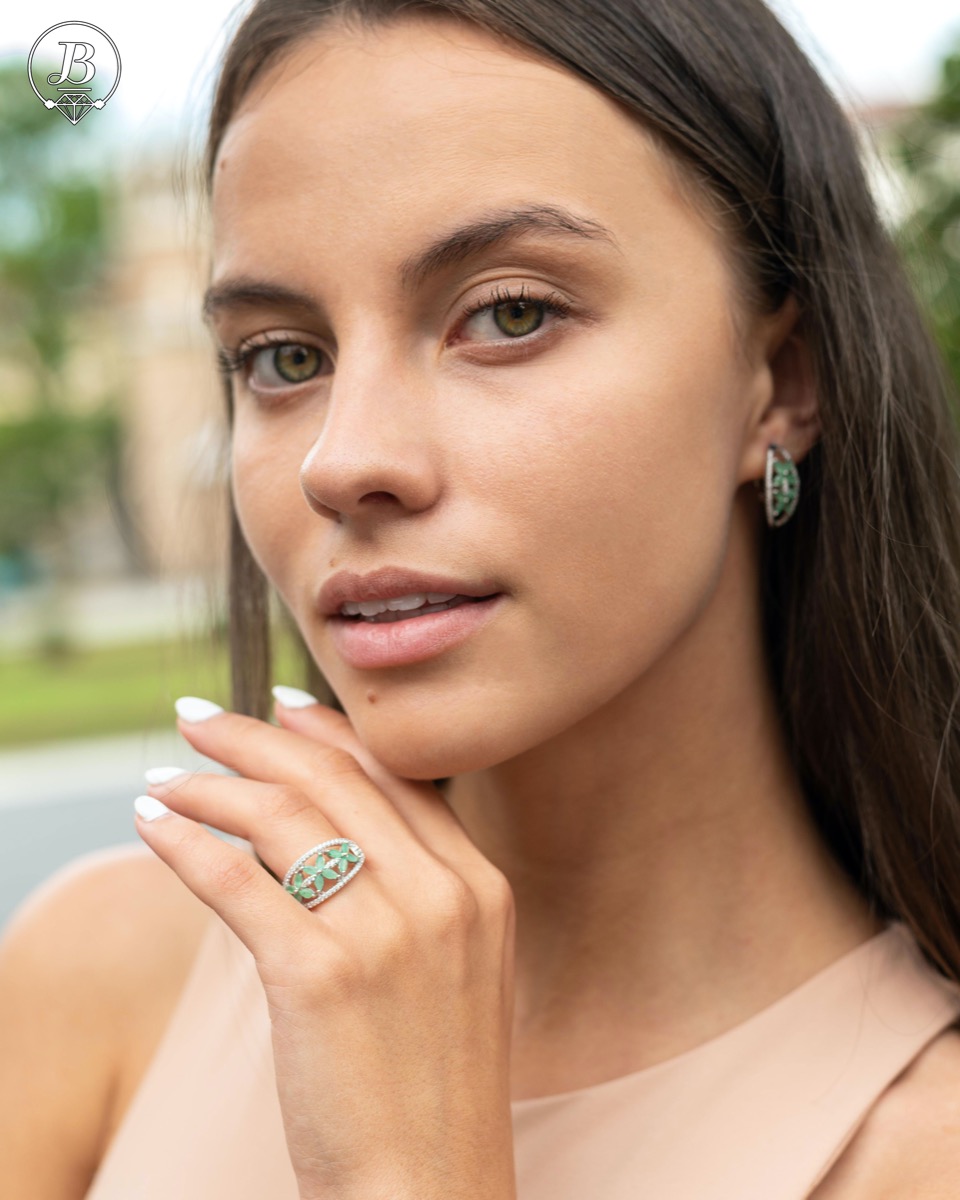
[754,442,800,528]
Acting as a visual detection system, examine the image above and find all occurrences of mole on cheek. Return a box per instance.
[365,690,378,704]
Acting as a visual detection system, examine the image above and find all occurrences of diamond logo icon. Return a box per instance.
[47,92,95,124]
[28,22,120,125]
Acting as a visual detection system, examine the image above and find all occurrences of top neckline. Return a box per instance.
[509,921,902,1110]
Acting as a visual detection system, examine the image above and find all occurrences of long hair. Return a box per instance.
[203,0,960,980]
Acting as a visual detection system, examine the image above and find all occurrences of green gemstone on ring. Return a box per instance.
[283,839,365,907]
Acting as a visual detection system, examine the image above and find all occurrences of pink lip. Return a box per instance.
[327,594,506,669]
[318,565,502,617]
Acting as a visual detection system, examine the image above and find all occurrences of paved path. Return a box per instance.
[0,730,242,933]
[0,575,239,932]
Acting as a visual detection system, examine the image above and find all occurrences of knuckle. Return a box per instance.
[162,817,198,854]
[304,939,359,997]
[480,868,516,917]
[259,784,311,822]
[367,907,413,965]
[427,871,478,930]
[315,912,409,995]
[307,743,366,783]
[210,849,260,897]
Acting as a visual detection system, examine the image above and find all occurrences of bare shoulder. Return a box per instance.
[0,842,214,1198]
[2,839,214,993]
[811,1026,960,1199]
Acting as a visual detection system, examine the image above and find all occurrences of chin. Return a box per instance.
[346,713,511,782]
[362,739,488,783]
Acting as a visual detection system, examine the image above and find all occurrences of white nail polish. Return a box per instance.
[175,696,224,722]
[145,766,188,784]
[272,684,319,709]
[135,795,171,821]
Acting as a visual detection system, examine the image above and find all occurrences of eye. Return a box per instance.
[459,284,572,343]
[250,342,323,387]
[218,336,326,394]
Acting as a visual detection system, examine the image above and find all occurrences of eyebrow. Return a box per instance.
[201,203,620,321]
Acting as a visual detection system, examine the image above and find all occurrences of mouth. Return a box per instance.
[333,593,502,624]
[327,592,507,670]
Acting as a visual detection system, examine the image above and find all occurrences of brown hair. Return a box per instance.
[205,0,960,980]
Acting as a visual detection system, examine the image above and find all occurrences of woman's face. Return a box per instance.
[208,15,782,781]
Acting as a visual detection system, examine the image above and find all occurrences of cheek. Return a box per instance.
[229,418,309,586]
[353,411,735,784]
[470,334,743,748]
[549,401,730,662]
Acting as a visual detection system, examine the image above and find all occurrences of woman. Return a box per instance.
[4,0,960,1196]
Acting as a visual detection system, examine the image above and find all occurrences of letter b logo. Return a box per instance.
[28,22,120,125]
[47,42,98,89]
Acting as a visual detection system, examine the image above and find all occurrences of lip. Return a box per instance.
[327,593,507,670]
[318,565,503,617]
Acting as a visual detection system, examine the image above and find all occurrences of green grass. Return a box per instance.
[0,632,308,748]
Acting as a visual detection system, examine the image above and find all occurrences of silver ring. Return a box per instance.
[282,839,365,909]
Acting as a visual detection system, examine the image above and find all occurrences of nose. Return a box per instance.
[298,361,441,522]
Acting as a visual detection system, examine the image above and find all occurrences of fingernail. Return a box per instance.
[134,794,171,821]
[175,696,224,722]
[272,684,319,709]
[144,766,189,784]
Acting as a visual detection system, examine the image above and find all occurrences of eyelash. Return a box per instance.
[216,284,574,384]
[217,332,295,379]
[458,283,572,328]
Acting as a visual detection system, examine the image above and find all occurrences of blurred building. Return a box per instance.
[853,100,922,226]
[115,152,229,581]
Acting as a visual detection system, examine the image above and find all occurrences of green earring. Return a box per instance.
[759,443,800,527]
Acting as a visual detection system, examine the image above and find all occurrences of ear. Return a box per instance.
[737,293,821,486]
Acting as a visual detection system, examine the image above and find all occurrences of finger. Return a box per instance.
[146,769,403,885]
[173,698,411,836]
[269,691,501,887]
[133,794,310,965]
[270,688,468,842]
[175,697,501,893]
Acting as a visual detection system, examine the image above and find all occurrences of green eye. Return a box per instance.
[491,299,544,338]
[459,284,572,345]
[273,344,320,383]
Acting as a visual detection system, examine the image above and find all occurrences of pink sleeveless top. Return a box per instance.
[84,914,960,1199]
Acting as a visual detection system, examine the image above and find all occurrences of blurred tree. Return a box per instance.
[889,31,960,414]
[0,58,126,654]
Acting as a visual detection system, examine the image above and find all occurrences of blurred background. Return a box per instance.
[0,0,958,929]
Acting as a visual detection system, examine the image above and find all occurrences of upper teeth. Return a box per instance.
[340,592,458,617]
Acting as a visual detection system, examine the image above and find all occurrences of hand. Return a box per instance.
[134,693,518,1200]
